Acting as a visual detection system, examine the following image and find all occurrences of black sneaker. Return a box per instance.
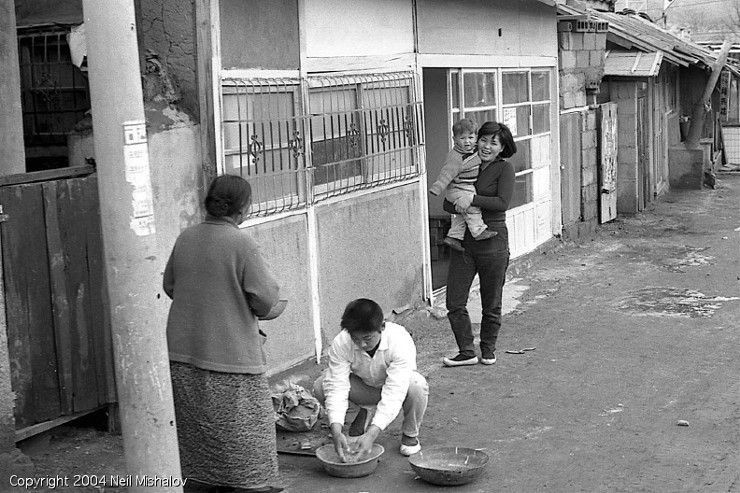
[480,352,496,365]
[442,354,479,367]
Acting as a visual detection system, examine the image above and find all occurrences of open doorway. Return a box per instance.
[423,68,453,290]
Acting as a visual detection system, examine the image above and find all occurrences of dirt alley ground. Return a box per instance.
[16,172,740,492]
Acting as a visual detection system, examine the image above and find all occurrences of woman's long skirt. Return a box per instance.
[170,361,279,489]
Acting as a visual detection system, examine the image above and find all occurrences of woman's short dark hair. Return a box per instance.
[204,174,252,218]
[477,121,517,158]
[341,298,384,334]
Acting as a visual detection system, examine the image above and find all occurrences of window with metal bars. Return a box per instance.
[221,71,424,217]
[17,27,91,170]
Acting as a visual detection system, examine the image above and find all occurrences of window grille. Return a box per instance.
[307,72,424,201]
[220,71,424,217]
[18,28,90,148]
[222,77,307,216]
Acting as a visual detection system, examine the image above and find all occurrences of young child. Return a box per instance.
[429,118,497,252]
[313,298,429,461]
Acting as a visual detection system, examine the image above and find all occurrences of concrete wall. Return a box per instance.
[135,0,198,118]
[558,22,606,238]
[416,0,557,58]
[1,0,25,176]
[220,0,299,70]
[558,27,607,110]
[581,109,599,227]
[611,80,640,214]
[68,121,205,359]
[304,0,414,58]
[668,146,704,189]
[316,184,424,344]
[245,216,315,373]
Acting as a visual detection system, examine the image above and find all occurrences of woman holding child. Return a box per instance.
[441,121,517,368]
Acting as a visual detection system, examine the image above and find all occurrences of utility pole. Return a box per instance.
[685,40,733,147]
[81,1,182,491]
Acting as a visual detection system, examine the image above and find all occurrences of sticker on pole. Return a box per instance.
[123,120,156,236]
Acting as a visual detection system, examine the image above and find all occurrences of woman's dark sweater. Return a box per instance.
[443,157,515,226]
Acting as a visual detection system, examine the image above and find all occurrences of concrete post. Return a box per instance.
[0,0,26,176]
[80,0,182,490]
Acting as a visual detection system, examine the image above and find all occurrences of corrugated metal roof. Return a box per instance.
[558,3,717,70]
[604,50,663,77]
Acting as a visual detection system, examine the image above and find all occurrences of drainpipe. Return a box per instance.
[80,0,182,490]
[685,40,732,148]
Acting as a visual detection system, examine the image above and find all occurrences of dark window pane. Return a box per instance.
[510,173,533,208]
[508,139,531,173]
[502,106,530,138]
[502,72,529,104]
[533,103,550,134]
[451,72,460,109]
[463,109,496,128]
[463,72,496,108]
[532,71,550,101]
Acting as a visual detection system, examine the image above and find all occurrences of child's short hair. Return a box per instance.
[341,298,384,334]
[451,118,478,137]
[477,121,517,158]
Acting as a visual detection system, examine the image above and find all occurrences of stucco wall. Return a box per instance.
[135,0,198,118]
[68,122,205,344]
[220,0,299,70]
[245,217,314,373]
[315,184,425,344]
[304,0,414,58]
[416,0,557,58]
[1,0,25,176]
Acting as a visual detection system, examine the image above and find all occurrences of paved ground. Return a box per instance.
[19,172,740,492]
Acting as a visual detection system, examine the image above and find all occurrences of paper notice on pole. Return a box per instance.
[122,121,156,236]
[503,107,517,136]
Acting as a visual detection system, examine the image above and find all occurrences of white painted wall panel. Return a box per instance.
[304,0,414,58]
[536,200,551,244]
[533,167,551,200]
[416,0,557,58]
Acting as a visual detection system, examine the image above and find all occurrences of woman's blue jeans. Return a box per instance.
[445,224,510,358]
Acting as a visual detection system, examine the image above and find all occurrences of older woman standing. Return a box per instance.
[441,121,517,368]
[163,174,284,493]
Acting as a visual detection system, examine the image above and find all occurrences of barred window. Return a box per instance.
[220,72,424,217]
[18,27,91,171]
[222,78,307,215]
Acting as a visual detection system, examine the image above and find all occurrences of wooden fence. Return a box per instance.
[0,166,115,434]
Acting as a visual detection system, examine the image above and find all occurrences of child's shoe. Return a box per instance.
[442,236,465,252]
[474,229,498,241]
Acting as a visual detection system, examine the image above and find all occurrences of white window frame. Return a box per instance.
[447,67,554,212]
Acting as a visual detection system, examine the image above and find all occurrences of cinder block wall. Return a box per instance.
[581,110,599,226]
[558,20,607,239]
